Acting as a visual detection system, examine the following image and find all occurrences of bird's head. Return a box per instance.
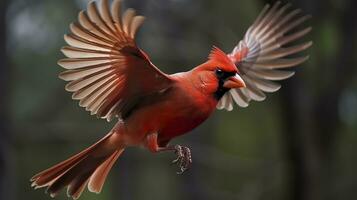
[192,46,246,100]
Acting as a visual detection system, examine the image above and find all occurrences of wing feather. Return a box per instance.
[61,46,112,59]
[245,69,295,81]
[59,65,114,81]
[59,0,172,121]
[250,56,309,69]
[58,57,114,69]
[130,16,145,38]
[230,89,249,107]
[122,9,136,34]
[218,2,311,110]
[258,41,312,61]
[79,78,121,108]
[70,23,114,46]
[87,1,116,37]
[100,0,116,31]
[72,75,118,100]
[65,69,116,91]
[111,0,123,30]
[78,11,113,40]
[64,34,111,52]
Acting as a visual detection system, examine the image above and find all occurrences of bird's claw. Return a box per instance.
[171,145,192,174]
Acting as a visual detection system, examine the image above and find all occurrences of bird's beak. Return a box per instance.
[223,74,246,88]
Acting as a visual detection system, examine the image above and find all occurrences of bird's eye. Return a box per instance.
[215,68,223,77]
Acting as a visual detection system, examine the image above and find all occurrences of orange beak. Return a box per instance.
[223,74,246,89]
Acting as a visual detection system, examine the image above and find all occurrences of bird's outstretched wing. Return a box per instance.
[217,2,312,110]
[58,0,173,121]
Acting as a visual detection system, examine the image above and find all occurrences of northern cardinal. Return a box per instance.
[30,0,312,199]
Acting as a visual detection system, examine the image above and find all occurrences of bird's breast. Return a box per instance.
[156,82,217,141]
[122,80,217,145]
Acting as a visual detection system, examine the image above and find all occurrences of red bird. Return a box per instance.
[31,0,312,199]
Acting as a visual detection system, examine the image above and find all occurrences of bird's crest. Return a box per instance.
[208,46,238,72]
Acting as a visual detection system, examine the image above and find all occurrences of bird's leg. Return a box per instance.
[171,145,192,174]
[146,133,192,174]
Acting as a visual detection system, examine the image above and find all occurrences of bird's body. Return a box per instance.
[119,69,219,147]
[30,0,312,199]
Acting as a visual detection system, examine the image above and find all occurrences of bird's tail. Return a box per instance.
[30,131,125,199]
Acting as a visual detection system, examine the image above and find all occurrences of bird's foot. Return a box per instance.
[171,145,192,174]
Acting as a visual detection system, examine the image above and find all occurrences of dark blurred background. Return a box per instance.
[1,0,357,200]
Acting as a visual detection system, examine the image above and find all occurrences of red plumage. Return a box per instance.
[31,0,312,199]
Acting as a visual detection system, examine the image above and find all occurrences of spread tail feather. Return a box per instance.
[30,132,124,199]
